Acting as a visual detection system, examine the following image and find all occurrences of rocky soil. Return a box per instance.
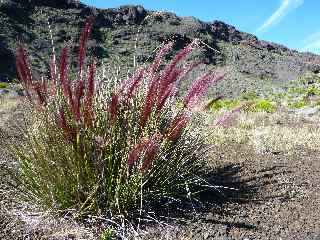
[136,142,320,240]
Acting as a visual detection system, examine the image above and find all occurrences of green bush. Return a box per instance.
[297,72,320,84]
[209,99,240,111]
[100,228,115,240]
[306,86,320,96]
[288,99,307,109]
[9,18,224,218]
[0,82,8,89]
[249,99,276,113]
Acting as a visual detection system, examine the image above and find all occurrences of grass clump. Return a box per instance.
[8,17,224,219]
[249,99,276,113]
[0,82,8,89]
[306,86,320,96]
[288,99,307,109]
[208,98,240,111]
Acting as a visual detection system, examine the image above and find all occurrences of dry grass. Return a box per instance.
[206,109,320,155]
[0,97,19,128]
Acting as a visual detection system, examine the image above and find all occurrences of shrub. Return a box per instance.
[0,82,8,89]
[288,99,307,109]
[249,99,276,113]
[208,98,240,111]
[306,86,320,96]
[9,17,224,218]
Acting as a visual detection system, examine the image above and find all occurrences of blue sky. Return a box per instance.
[81,0,320,54]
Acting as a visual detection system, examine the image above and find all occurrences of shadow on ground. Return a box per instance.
[137,163,292,233]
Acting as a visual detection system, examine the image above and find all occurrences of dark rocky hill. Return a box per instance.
[1,0,320,97]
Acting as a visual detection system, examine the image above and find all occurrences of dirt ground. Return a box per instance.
[0,100,319,240]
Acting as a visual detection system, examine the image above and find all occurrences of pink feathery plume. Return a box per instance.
[159,41,196,93]
[33,80,48,106]
[16,44,32,86]
[140,138,159,172]
[16,44,33,101]
[123,68,144,100]
[73,80,85,122]
[169,61,204,99]
[85,59,95,105]
[78,16,94,81]
[59,46,78,121]
[139,76,159,129]
[141,42,173,108]
[84,59,96,127]
[127,137,149,167]
[183,72,224,108]
[148,42,173,79]
[108,93,119,123]
[58,108,76,141]
[166,114,189,141]
[163,41,196,75]
[156,83,174,114]
[156,67,182,112]
[156,41,198,109]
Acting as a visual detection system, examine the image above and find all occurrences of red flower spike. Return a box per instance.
[73,80,85,122]
[16,44,33,86]
[33,81,48,106]
[58,108,76,141]
[159,41,196,92]
[148,42,173,80]
[127,136,159,171]
[157,67,182,111]
[156,83,174,114]
[85,59,95,105]
[127,137,150,167]
[124,68,145,100]
[166,114,189,141]
[16,44,33,101]
[84,59,96,127]
[139,76,159,129]
[109,93,119,123]
[140,139,159,172]
[183,72,224,108]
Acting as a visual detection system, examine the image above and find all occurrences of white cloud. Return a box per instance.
[257,0,304,33]
[302,31,320,54]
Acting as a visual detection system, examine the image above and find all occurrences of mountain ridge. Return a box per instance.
[0,0,320,97]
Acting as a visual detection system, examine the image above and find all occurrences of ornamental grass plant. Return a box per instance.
[8,17,224,218]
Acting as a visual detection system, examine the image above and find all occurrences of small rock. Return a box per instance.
[0,89,9,95]
[291,106,320,116]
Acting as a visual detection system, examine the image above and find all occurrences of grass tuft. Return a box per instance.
[7,17,225,220]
